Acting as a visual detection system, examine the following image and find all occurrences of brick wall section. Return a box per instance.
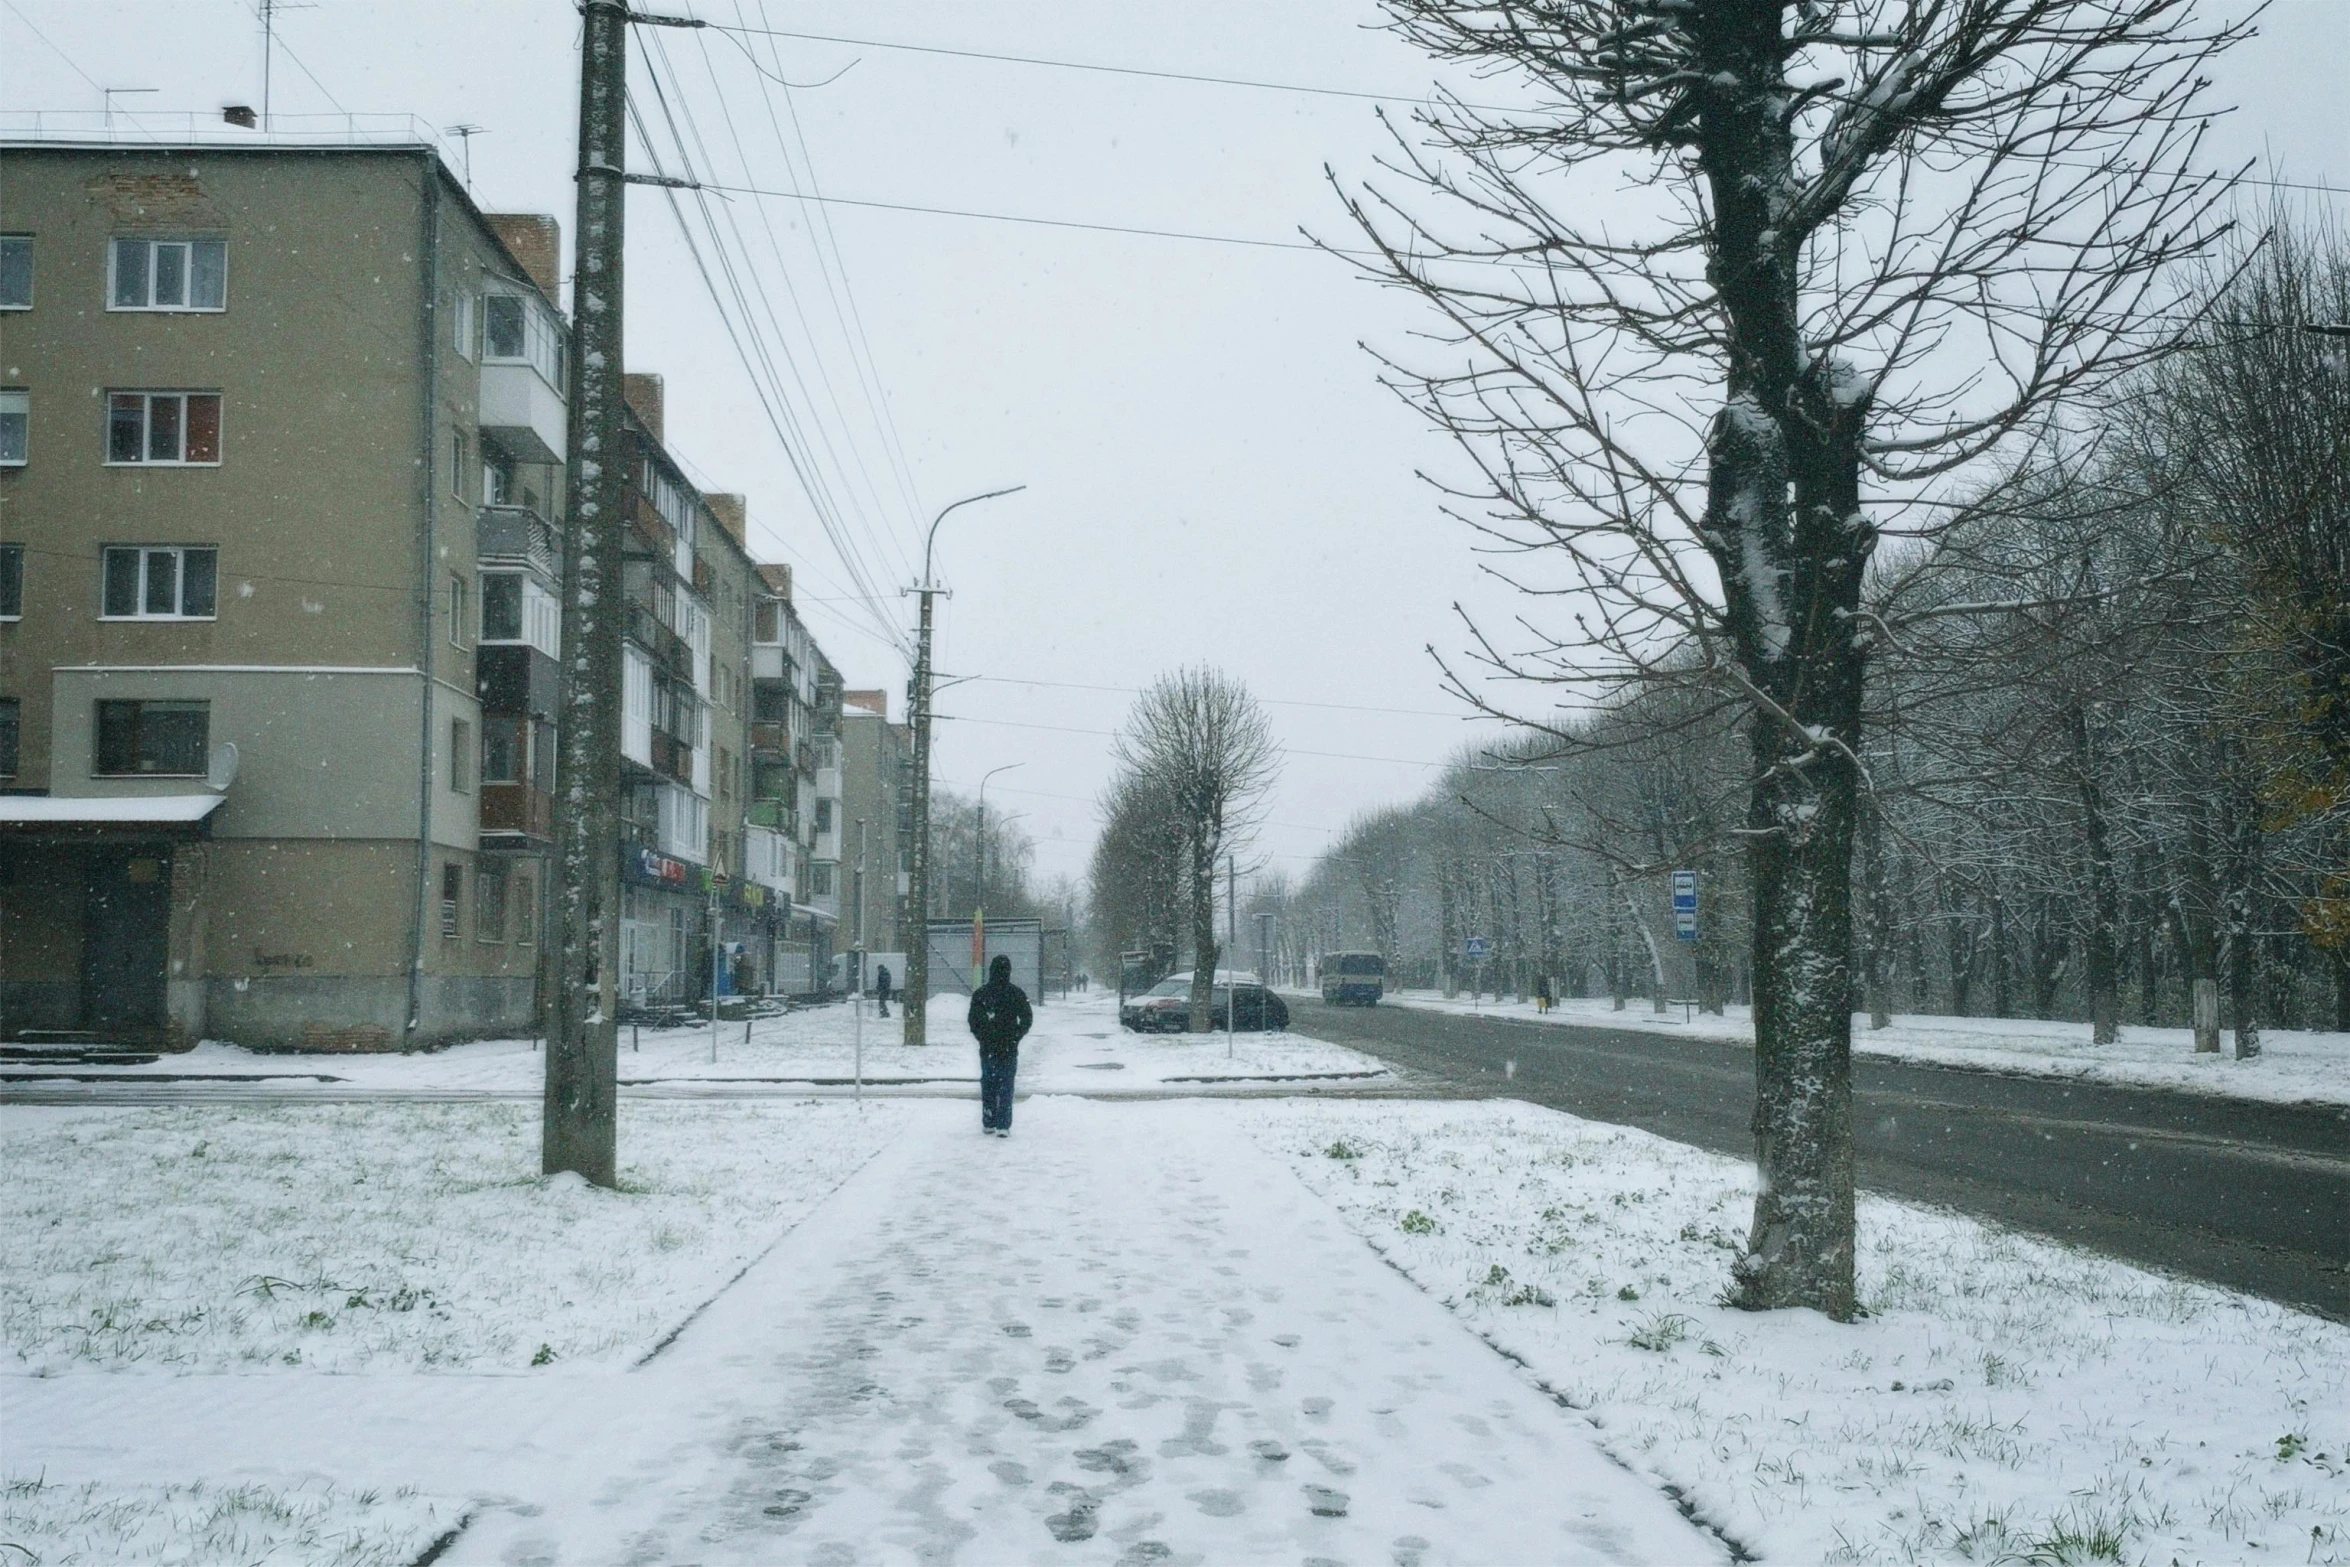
[482,212,560,297]
[623,372,665,444]
[706,492,748,546]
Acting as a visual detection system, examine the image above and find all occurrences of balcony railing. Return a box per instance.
[750,721,790,755]
[477,504,557,574]
[625,600,694,678]
[481,783,554,841]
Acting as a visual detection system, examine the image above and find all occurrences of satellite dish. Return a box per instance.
[206,741,240,791]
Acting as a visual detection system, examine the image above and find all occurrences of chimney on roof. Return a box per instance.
[757,563,793,602]
[622,373,665,443]
[482,213,562,299]
[844,689,889,718]
[705,492,747,545]
[222,105,258,129]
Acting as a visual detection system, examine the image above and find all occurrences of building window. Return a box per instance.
[450,716,473,793]
[482,715,525,785]
[448,572,469,648]
[0,698,18,779]
[94,699,208,776]
[0,390,25,465]
[811,862,833,897]
[109,237,227,311]
[441,863,462,939]
[0,543,20,618]
[482,445,514,506]
[106,391,222,465]
[480,572,522,641]
[101,545,218,619]
[515,866,538,946]
[813,798,832,834]
[475,862,508,943]
[0,235,29,310]
[452,289,474,359]
[482,291,567,386]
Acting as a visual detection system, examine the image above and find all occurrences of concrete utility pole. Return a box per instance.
[902,486,1023,1045]
[543,0,632,1185]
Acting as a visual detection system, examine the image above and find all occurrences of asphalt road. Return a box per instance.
[1288,996,2350,1321]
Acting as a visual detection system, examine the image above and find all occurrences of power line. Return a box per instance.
[953,671,1478,720]
[701,19,2348,202]
[671,22,921,590]
[627,70,912,657]
[935,711,1445,768]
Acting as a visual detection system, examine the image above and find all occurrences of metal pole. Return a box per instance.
[854,818,866,1104]
[709,882,720,1064]
[544,0,630,1186]
[1227,853,1237,1057]
[902,487,1024,1047]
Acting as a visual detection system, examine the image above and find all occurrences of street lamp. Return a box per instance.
[903,486,1026,1044]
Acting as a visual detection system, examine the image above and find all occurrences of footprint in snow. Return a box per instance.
[1188,1488,1245,1517]
[989,1460,1030,1487]
[1301,1396,1333,1421]
[1002,1322,1032,1338]
[1272,1334,1300,1348]
[1303,1484,1351,1518]
[1249,1439,1290,1463]
[1044,1483,1099,1542]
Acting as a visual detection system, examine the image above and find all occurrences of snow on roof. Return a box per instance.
[0,795,226,825]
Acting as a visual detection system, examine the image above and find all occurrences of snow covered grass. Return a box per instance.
[1241,1098,2350,1566]
[5,992,1388,1095]
[1380,990,2350,1107]
[0,1474,454,1567]
[0,1098,907,1373]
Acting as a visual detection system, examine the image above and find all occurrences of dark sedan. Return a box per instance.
[1120,980,1290,1033]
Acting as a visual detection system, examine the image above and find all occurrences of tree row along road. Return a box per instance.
[1286,997,2350,1322]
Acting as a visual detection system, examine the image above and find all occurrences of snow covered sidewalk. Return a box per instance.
[442,1096,1719,1564]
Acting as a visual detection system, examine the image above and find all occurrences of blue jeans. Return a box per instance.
[980,1049,1018,1131]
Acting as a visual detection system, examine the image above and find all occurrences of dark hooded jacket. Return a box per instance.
[967,955,1033,1054]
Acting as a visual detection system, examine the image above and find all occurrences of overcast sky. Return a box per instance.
[8,0,2344,890]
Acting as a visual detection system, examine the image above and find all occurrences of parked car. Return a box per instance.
[1120,973,1287,1033]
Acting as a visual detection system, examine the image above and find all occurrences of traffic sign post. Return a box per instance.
[1464,936,1490,1010]
[1671,870,1698,943]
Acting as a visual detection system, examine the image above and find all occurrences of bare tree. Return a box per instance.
[1344,0,2244,1317]
[1114,668,1281,1031]
[1089,770,1190,986]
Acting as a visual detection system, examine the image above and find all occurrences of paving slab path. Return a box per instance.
[449,1096,1719,1565]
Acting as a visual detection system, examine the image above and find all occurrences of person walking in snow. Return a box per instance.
[873,962,892,1019]
[967,954,1033,1137]
[1536,973,1554,1015]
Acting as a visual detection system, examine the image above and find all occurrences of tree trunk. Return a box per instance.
[1188,834,1218,1032]
[1438,871,1460,998]
[1859,799,1893,1029]
[2074,705,2121,1044]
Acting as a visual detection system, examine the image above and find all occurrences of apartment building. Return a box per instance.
[0,136,569,1047]
[747,563,843,992]
[836,688,911,969]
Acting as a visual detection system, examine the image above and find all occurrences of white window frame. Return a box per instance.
[100,544,218,621]
[450,716,474,794]
[108,236,228,312]
[105,390,222,466]
[448,572,470,648]
[0,389,25,466]
[452,288,475,360]
[0,235,29,311]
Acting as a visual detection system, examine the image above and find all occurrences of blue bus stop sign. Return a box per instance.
[1671,870,1698,942]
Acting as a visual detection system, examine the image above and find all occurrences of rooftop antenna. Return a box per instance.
[103,87,158,129]
[447,123,484,190]
[258,0,318,131]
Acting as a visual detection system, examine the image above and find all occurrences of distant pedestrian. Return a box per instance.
[1536,974,1554,1014]
[874,962,892,1019]
[967,954,1033,1137]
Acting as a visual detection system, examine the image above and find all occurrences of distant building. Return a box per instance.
[836,688,911,970]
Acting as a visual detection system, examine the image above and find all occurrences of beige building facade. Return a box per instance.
[0,139,565,1046]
